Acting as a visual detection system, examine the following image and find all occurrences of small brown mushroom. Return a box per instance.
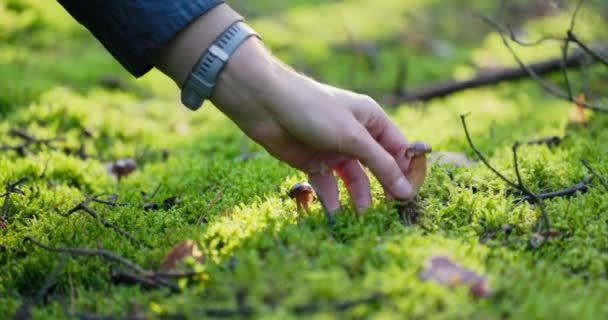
[106,158,138,180]
[404,141,432,194]
[289,182,315,213]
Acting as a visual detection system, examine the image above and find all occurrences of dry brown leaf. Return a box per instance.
[159,239,204,272]
[419,256,491,298]
[568,94,588,126]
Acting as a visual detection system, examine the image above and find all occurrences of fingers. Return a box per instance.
[308,171,340,212]
[342,123,414,200]
[335,159,372,211]
[352,96,412,172]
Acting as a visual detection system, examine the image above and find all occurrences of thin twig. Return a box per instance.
[460,114,519,190]
[569,0,585,31]
[561,39,574,100]
[568,32,608,67]
[512,143,550,233]
[479,14,608,113]
[68,199,150,248]
[196,187,226,226]
[460,114,550,237]
[581,159,608,191]
[526,135,565,147]
[517,176,592,203]
[111,268,179,292]
[87,197,129,207]
[24,237,146,274]
[1,129,64,155]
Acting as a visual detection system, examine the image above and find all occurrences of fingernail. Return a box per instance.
[391,177,413,199]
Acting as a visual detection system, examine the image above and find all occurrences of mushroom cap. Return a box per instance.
[112,158,137,174]
[289,182,314,199]
[405,141,433,158]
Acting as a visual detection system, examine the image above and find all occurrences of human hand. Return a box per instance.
[210,38,416,212]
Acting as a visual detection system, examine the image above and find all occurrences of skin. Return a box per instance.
[154,4,424,213]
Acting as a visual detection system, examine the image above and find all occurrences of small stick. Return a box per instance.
[518,176,592,203]
[461,115,550,237]
[68,199,149,248]
[478,14,608,113]
[111,268,179,292]
[196,187,226,226]
[581,159,608,191]
[24,237,146,274]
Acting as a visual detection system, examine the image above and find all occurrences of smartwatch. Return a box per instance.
[181,21,260,110]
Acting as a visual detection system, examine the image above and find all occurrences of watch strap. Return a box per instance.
[181,21,260,110]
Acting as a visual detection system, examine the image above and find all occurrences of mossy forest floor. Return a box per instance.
[2,1,608,319]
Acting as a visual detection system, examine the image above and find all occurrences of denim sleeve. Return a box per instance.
[57,0,225,77]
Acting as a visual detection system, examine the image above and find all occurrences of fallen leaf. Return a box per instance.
[419,256,491,298]
[540,228,561,238]
[429,151,475,167]
[159,240,204,272]
[568,94,588,126]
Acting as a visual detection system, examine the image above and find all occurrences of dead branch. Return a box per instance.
[111,268,179,292]
[68,198,149,248]
[23,237,199,293]
[517,176,592,203]
[527,135,566,147]
[24,237,146,274]
[387,47,605,104]
[0,129,64,156]
[460,114,550,244]
[479,13,608,113]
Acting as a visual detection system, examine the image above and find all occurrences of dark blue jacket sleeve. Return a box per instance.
[57,0,224,77]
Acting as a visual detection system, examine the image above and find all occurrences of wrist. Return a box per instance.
[209,37,289,115]
[153,4,243,87]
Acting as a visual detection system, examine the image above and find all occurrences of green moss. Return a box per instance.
[1,0,608,319]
